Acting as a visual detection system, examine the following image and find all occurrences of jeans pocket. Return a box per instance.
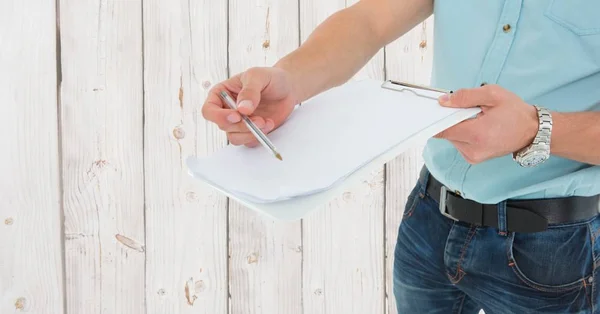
[545,0,600,36]
[506,220,595,293]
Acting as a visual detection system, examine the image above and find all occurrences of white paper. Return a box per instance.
[187,79,478,204]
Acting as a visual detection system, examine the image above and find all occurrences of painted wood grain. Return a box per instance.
[59,0,145,313]
[227,1,303,313]
[142,0,229,313]
[299,1,386,313]
[384,17,434,314]
[0,1,459,313]
[0,0,64,313]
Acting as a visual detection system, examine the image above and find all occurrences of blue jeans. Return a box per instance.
[393,167,600,313]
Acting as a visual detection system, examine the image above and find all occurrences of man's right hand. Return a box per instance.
[202,67,299,147]
[201,0,433,147]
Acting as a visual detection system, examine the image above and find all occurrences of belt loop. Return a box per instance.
[418,165,430,195]
[497,201,508,236]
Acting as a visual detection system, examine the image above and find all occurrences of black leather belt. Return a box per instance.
[426,174,600,233]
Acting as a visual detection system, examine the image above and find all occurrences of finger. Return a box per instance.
[237,68,271,116]
[434,117,481,143]
[222,116,267,132]
[227,132,259,146]
[202,85,244,127]
[226,119,275,146]
[202,101,241,127]
[439,84,500,109]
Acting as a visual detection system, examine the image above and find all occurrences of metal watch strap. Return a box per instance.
[533,105,552,146]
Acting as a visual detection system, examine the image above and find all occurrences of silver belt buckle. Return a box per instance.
[439,186,458,221]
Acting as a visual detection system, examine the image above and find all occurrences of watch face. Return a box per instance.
[520,151,549,167]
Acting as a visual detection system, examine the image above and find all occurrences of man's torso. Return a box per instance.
[425,0,600,203]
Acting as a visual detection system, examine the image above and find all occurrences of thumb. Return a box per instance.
[236,68,270,115]
[439,85,496,108]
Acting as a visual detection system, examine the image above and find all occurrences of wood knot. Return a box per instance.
[419,40,427,49]
[5,217,13,225]
[342,191,352,201]
[94,160,108,168]
[173,127,185,140]
[202,81,211,89]
[115,234,145,252]
[185,278,198,306]
[314,289,323,296]
[262,40,270,48]
[247,252,259,264]
[157,289,166,296]
[15,297,26,310]
[185,191,198,202]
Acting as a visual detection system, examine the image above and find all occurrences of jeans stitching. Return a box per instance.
[506,233,588,293]
[511,266,586,293]
[448,226,477,284]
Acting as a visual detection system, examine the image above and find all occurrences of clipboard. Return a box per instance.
[186,78,479,221]
[381,80,452,98]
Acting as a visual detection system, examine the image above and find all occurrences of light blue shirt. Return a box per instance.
[424,0,600,203]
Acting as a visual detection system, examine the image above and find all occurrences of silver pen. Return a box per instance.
[219,91,283,161]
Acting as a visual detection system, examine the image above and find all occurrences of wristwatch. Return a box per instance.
[513,105,553,167]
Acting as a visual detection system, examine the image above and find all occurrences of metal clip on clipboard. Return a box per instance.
[380,80,452,100]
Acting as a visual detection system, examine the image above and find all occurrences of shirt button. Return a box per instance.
[503,24,511,32]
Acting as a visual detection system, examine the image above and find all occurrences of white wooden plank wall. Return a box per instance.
[143,0,229,313]
[227,0,304,313]
[0,1,64,313]
[60,0,145,313]
[300,1,386,314]
[0,1,434,313]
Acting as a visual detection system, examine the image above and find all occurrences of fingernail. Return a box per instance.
[253,118,265,129]
[439,93,451,103]
[264,120,274,132]
[227,113,241,123]
[238,100,253,110]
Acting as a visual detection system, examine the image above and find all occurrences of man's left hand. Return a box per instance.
[434,84,539,164]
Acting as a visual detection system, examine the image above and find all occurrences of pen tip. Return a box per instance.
[275,153,283,161]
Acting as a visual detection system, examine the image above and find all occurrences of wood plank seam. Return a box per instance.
[54,0,68,312]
